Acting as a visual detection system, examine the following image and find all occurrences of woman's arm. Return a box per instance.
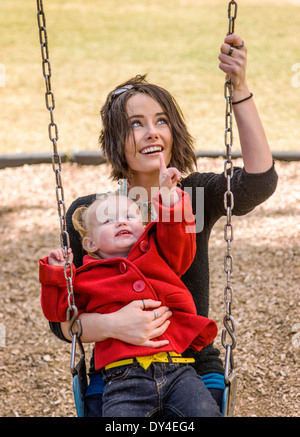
[219,34,273,174]
[61,299,172,348]
[233,92,273,173]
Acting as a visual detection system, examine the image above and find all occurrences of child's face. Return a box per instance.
[125,93,173,176]
[83,196,145,259]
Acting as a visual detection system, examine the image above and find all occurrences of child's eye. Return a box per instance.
[127,213,140,221]
[102,217,115,224]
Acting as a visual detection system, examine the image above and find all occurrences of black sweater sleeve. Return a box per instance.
[185,161,278,223]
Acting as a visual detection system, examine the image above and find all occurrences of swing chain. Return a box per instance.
[228,0,238,34]
[222,0,237,389]
[36,0,81,340]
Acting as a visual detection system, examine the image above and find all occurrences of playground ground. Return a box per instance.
[0,157,299,417]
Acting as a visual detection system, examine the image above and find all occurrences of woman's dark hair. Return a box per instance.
[99,74,197,181]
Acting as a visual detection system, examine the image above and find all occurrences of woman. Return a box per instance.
[49,34,278,415]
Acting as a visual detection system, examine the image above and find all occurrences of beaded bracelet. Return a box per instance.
[232,92,253,105]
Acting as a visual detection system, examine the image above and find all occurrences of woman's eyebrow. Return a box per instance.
[128,114,144,119]
[128,112,167,119]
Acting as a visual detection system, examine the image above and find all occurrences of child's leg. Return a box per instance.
[163,364,222,417]
[102,364,159,417]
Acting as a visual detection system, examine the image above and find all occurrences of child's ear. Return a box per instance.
[82,237,97,253]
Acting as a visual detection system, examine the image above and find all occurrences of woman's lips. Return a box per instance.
[139,145,163,155]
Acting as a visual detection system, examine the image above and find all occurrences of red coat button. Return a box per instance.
[119,262,127,274]
[133,280,145,292]
[139,240,150,253]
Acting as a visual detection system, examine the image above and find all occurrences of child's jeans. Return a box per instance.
[101,361,221,417]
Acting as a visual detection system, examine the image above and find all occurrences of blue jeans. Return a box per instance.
[100,361,221,417]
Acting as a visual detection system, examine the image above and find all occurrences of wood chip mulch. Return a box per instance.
[0,158,299,417]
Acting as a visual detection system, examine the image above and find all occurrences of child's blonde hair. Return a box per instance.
[72,195,112,259]
[72,204,100,259]
[72,193,115,238]
[72,206,89,239]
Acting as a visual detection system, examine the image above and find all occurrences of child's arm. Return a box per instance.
[158,153,181,207]
[39,249,76,322]
[152,154,196,277]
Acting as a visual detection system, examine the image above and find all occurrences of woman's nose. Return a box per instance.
[146,124,159,140]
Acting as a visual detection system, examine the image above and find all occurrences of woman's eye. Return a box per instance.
[131,120,141,127]
[157,118,168,125]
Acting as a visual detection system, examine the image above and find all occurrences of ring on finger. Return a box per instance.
[233,40,245,49]
[153,311,159,320]
[141,299,145,310]
[227,46,234,56]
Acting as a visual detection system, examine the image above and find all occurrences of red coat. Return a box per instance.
[40,190,217,370]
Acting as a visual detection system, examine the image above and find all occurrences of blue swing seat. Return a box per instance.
[73,370,236,417]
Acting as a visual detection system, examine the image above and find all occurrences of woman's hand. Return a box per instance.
[159,153,181,191]
[61,299,173,346]
[108,299,172,348]
[218,33,273,173]
[219,33,250,101]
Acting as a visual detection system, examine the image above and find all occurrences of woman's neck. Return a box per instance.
[129,171,160,203]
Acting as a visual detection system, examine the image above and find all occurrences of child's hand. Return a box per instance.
[159,154,181,207]
[48,248,73,266]
[159,153,181,190]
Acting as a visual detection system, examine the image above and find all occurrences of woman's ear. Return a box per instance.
[82,237,98,253]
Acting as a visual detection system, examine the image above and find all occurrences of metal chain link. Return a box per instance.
[221,0,238,386]
[36,0,81,340]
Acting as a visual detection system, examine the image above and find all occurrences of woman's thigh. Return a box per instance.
[84,393,103,417]
[163,365,222,417]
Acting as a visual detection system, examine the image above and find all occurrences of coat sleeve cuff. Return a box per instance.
[39,257,75,287]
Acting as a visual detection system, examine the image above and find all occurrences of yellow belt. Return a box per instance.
[105,351,195,371]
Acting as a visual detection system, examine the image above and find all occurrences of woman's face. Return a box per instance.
[124,93,173,177]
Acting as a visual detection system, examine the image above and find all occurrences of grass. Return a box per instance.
[0,0,299,154]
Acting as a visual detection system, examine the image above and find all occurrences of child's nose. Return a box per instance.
[116,218,128,226]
